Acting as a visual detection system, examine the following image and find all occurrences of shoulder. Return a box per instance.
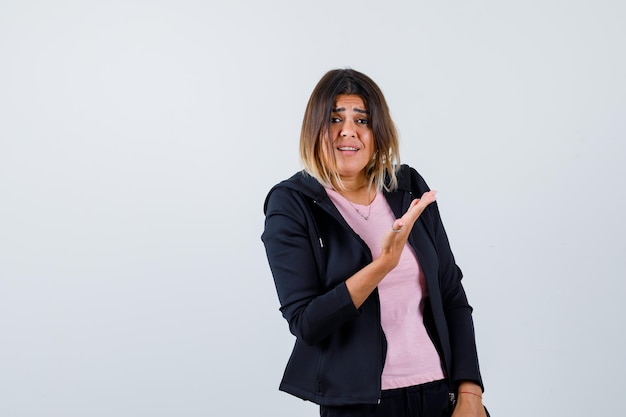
[395,164,430,194]
[263,171,325,215]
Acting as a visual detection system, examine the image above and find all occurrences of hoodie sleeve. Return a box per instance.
[262,186,361,346]
[410,167,484,391]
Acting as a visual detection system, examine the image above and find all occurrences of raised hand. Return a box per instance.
[379,191,437,269]
[345,190,437,308]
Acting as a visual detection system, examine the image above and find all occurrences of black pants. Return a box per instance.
[320,380,451,417]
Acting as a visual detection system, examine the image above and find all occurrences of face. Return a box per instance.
[324,94,375,186]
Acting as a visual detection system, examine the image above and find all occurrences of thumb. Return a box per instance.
[391,219,405,232]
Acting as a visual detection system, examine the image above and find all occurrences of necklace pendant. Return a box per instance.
[356,209,369,221]
[342,187,373,221]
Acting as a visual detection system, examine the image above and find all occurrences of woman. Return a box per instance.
[262,69,488,417]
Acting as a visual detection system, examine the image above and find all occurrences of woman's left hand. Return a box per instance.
[451,383,487,417]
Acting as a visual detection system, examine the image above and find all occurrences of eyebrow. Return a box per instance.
[332,107,370,114]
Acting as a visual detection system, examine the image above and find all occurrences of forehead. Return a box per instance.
[333,94,366,110]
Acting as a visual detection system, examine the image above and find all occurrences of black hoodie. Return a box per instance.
[262,164,483,406]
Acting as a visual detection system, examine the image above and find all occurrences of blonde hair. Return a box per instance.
[299,69,400,191]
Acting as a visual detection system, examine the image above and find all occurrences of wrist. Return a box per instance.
[372,254,397,274]
[457,381,482,395]
[458,391,482,399]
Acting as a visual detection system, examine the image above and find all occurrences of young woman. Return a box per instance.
[262,69,488,417]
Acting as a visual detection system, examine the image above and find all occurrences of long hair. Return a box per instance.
[299,68,400,191]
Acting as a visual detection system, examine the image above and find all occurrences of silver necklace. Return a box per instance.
[345,188,373,220]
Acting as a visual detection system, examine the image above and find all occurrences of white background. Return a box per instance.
[1,1,625,416]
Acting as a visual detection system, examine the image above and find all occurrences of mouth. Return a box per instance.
[338,146,359,151]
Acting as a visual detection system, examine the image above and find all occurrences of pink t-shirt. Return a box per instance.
[325,187,445,389]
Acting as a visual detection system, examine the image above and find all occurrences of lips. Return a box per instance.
[338,146,359,151]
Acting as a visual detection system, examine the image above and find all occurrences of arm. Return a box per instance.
[262,186,436,344]
[345,192,437,308]
[262,187,357,345]
[409,168,484,390]
[432,200,483,390]
[425,211,486,417]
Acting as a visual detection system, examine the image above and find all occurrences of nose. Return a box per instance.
[340,120,356,137]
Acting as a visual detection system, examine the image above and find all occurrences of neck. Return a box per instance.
[336,183,374,206]
[338,173,368,193]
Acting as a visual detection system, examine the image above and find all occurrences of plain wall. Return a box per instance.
[1,1,625,416]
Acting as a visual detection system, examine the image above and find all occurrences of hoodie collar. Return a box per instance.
[264,165,413,214]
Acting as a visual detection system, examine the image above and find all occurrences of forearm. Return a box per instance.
[445,287,483,389]
[457,381,482,395]
[345,255,396,309]
[284,281,361,345]
[347,193,436,308]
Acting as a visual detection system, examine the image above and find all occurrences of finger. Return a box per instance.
[421,190,437,204]
[399,191,439,227]
[391,219,404,232]
[409,191,437,212]
[405,199,425,217]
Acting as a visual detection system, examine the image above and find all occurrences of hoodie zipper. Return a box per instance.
[314,197,383,404]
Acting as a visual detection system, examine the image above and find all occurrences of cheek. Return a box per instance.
[363,131,374,149]
[367,135,377,159]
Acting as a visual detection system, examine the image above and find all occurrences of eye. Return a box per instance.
[330,117,342,123]
[357,118,369,125]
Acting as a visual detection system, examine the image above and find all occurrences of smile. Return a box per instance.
[338,147,359,151]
